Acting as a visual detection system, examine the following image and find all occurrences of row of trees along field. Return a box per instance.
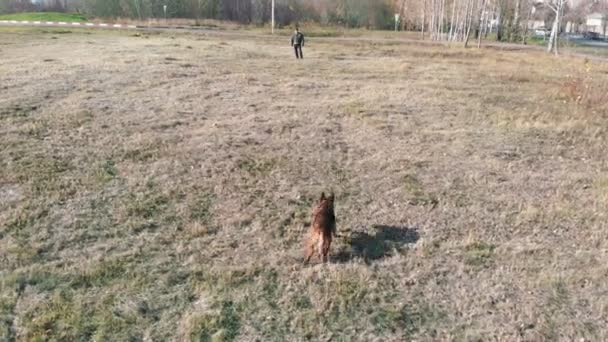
[0,0,398,28]
[1,0,606,51]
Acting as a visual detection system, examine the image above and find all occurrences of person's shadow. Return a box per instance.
[334,225,419,263]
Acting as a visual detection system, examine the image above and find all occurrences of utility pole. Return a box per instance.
[271,0,275,34]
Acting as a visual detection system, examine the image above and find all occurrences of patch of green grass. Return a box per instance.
[21,289,94,341]
[526,36,548,46]
[2,260,181,340]
[373,301,445,337]
[594,175,608,196]
[0,12,87,22]
[334,277,369,312]
[0,294,17,341]
[196,267,264,294]
[403,174,439,207]
[191,268,290,338]
[189,300,241,342]
[3,241,43,268]
[293,295,312,310]
[72,258,131,288]
[4,269,59,293]
[15,154,71,182]
[5,259,134,292]
[236,157,277,177]
[93,159,118,184]
[126,192,169,220]
[121,181,188,233]
[281,196,313,235]
[2,267,141,340]
[19,119,48,140]
[101,159,117,177]
[4,202,50,243]
[123,147,158,162]
[539,279,571,340]
[343,101,366,117]
[421,238,443,257]
[11,154,76,200]
[190,192,214,224]
[0,103,38,118]
[464,242,496,266]
[20,288,150,341]
[121,140,164,163]
[65,110,94,128]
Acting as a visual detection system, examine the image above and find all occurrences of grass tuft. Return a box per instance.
[464,242,496,266]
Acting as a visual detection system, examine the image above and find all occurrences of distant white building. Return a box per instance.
[528,20,546,30]
[586,13,606,34]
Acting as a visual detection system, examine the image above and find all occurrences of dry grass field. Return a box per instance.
[1,27,608,341]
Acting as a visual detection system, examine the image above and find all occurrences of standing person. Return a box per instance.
[291,28,305,59]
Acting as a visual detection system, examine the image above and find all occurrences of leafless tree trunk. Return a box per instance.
[433,0,442,40]
[399,0,407,30]
[546,0,565,55]
[487,0,496,38]
[133,0,141,20]
[547,12,559,54]
[422,0,427,39]
[442,0,447,40]
[452,0,462,41]
[522,1,533,45]
[449,0,457,40]
[430,0,435,39]
[464,0,478,47]
[478,0,488,48]
[511,0,521,41]
[496,1,503,41]
[459,0,471,41]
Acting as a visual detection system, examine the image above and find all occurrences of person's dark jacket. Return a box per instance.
[291,32,305,46]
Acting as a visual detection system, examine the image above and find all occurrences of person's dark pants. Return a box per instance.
[294,44,303,59]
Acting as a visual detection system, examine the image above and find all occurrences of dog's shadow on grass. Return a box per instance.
[334,225,419,263]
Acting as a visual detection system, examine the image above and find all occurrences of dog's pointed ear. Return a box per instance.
[329,193,335,201]
[320,192,326,201]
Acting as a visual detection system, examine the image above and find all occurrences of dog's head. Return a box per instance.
[319,192,335,209]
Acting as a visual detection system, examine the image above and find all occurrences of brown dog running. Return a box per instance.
[305,192,336,263]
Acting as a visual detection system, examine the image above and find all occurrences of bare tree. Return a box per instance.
[3,0,576,41]
[422,0,427,39]
[521,0,536,44]
[464,0,479,47]
[545,0,566,55]
[448,0,457,40]
[510,0,521,40]
[477,0,488,47]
